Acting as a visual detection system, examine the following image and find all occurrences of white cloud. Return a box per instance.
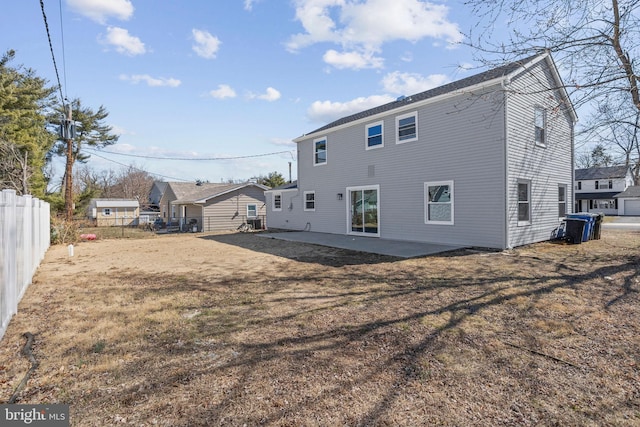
[67,0,134,24]
[381,71,449,95]
[100,26,145,56]
[323,49,383,69]
[119,74,181,87]
[244,0,260,11]
[307,94,395,123]
[192,29,221,59]
[287,0,463,69]
[209,84,237,99]
[270,138,296,147]
[249,87,282,101]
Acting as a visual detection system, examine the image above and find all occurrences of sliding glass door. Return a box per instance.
[348,186,379,236]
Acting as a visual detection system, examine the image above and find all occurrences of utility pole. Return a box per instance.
[60,104,75,221]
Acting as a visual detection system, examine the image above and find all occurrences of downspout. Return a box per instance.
[502,77,511,249]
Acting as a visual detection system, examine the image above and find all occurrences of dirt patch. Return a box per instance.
[1,230,639,426]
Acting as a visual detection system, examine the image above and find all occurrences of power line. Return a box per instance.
[87,151,192,182]
[57,0,68,100]
[39,0,66,108]
[83,147,296,161]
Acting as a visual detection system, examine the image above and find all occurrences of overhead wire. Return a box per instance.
[57,0,68,101]
[87,151,192,182]
[39,0,66,110]
[83,147,296,161]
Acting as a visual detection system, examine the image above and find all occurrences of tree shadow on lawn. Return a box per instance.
[69,245,640,425]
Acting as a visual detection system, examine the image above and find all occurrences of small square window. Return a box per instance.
[103,208,111,216]
[425,181,454,225]
[366,122,384,149]
[396,112,417,144]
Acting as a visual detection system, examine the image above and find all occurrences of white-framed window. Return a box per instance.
[396,111,418,144]
[247,204,257,218]
[314,137,327,165]
[425,181,454,225]
[517,180,531,225]
[366,121,384,149]
[594,199,615,209]
[534,107,546,147]
[304,191,315,211]
[103,208,111,216]
[608,180,613,189]
[558,184,567,218]
[273,193,282,211]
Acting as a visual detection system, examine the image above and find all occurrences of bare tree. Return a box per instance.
[0,140,31,194]
[464,0,640,173]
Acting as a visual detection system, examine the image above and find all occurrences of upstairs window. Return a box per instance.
[577,181,582,190]
[314,137,327,165]
[366,122,384,149]
[595,180,600,190]
[535,107,546,147]
[103,208,111,216]
[396,112,418,144]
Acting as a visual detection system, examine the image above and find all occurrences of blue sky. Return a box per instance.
[5,0,496,184]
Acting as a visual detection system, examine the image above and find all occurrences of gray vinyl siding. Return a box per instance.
[265,189,308,230]
[201,187,266,231]
[293,86,509,248]
[505,60,574,247]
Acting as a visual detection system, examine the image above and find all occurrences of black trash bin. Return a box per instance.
[593,213,604,240]
[565,218,587,244]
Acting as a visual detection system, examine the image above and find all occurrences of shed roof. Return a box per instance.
[92,199,139,208]
[575,166,630,180]
[295,51,573,140]
[166,182,268,204]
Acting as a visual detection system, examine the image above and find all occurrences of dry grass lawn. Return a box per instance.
[1,229,639,426]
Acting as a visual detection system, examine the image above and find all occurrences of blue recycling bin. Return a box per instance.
[566,213,597,242]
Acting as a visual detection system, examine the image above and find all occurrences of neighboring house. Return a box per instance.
[266,52,577,249]
[87,199,140,227]
[157,181,269,231]
[574,166,635,215]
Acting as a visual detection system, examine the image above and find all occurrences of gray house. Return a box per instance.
[158,181,269,232]
[265,52,577,249]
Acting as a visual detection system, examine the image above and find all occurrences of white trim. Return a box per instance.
[365,121,384,150]
[247,203,258,218]
[313,137,327,166]
[424,181,454,225]
[396,111,418,144]
[303,191,316,211]
[346,184,380,237]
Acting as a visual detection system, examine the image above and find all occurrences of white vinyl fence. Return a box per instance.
[0,189,50,341]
